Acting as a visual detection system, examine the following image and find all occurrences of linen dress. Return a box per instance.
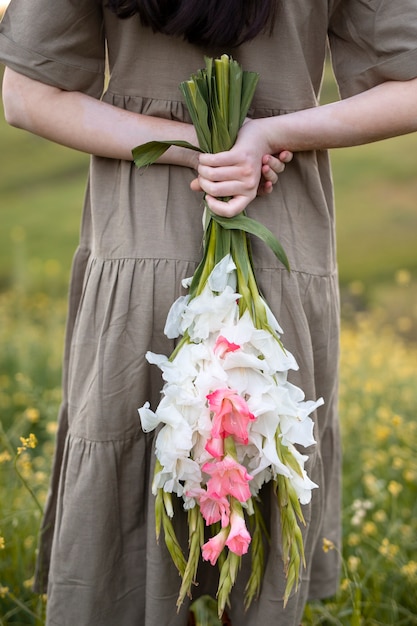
[1,1,417,624]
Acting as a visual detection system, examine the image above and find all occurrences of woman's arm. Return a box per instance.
[2,68,292,186]
[2,67,293,194]
[2,67,199,168]
[196,77,417,216]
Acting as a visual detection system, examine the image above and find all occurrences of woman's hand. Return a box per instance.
[190,118,291,217]
[257,151,293,196]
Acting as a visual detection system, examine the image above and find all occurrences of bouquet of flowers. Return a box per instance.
[133,55,323,616]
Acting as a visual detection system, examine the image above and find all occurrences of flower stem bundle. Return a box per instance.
[134,55,322,616]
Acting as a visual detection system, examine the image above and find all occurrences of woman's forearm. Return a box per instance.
[196,76,417,216]
[2,68,198,167]
[264,77,417,153]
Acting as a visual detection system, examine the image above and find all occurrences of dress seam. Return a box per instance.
[67,429,144,444]
[86,255,338,279]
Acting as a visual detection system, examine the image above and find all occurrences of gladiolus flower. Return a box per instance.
[226,509,251,556]
[207,388,256,444]
[203,455,253,503]
[186,487,231,527]
[205,435,224,459]
[202,527,229,565]
[214,335,240,358]
[200,493,230,527]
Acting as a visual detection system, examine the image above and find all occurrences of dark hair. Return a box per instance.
[107,0,276,48]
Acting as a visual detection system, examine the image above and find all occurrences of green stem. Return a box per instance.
[0,419,43,515]
[1,588,44,623]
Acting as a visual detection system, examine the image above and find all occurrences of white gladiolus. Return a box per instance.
[138,259,322,510]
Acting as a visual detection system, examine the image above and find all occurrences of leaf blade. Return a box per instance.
[132,140,202,168]
[211,213,290,271]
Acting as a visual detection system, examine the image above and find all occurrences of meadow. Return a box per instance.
[0,64,417,624]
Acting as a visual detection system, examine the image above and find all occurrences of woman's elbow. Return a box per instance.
[2,67,30,128]
[2,67,56,131]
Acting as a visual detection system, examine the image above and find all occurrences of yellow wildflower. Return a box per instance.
[379,538,399,560]
[362,521,377,536]
[25,407,40,423]
[392,457,404,470]
[0,536,5,550]
[373,509,387,523]
[347,556,360,573]
[46,421,58,435]
[403,469,417,482]
[0,450,12,464]
[348,533,361,547]
[392,414,403,427]
[395,268,411,286]
[17,433,38,455]
[388,480,403,497]
[375,424,390,442]
[23,576,35,589]
[0,585,9,598]
[401,561,417,581]
[322,537,335,553]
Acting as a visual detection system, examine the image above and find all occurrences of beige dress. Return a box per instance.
[1,1,417,624]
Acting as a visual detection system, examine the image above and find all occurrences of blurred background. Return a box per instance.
[0,5,416,623]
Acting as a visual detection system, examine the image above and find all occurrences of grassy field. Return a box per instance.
[0,64,417,624]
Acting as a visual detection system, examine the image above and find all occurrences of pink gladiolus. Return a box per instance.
[202,527,229,566]
[203,455,253,503]
[205,435,224,459]
[199,492,230,527]
[214,335,240,358]
[226,509,251,556]
[207,387,256,444]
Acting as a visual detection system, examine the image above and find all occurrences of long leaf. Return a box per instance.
[212,213,290,271]
[132,140,201,168]
[180,80,211,152]
[214,54,230,126]
[228,59,243,143]
[239,71,259,127]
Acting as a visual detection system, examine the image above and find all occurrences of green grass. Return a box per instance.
[332,137,417,286]
[0,120,88,293]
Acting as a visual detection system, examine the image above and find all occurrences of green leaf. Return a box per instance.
[214,222,231,264]
[228,59,243,143]
[240,71,259,127]
[214,54,230,126]
[211,213,290,271]
[189,595,222,626]
[132,140,201,168]
[231,229,250,284]
[180,80,211,152]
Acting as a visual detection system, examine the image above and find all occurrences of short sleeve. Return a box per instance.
[0,0,105,98]
[328,0,417,98]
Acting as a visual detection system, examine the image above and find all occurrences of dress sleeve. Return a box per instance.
[0,0,105,97]
[328,0,417,98]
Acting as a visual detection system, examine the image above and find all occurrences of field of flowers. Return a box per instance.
[0,272,416,625]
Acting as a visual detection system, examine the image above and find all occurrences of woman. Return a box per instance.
[1,1,417,624]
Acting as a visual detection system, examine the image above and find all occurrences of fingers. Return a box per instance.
[257,151,293,196]
[190,147,294,216]
[190,176,202,192]
[277,150,294,164]
[190,173,255,217]
[204,194,250,218]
